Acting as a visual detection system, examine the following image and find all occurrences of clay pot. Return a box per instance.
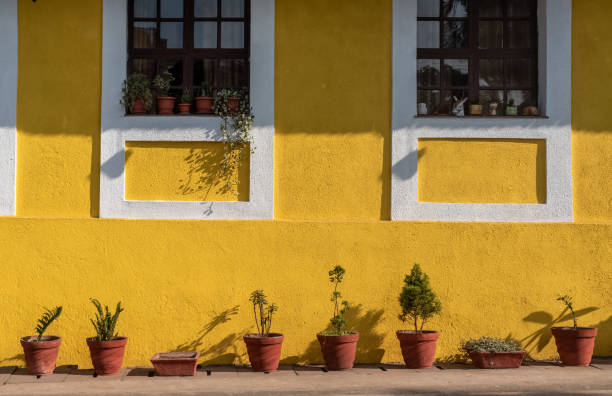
[131,98,147,115]
[157,96,176,115]
[195,97,214,114]
[151,352,200,376]
[86,337,127,375]
[551,327,598,366]
[228,97,241,113]
[523,106,539,116]
[243,334,284,372]
[20,336,61,375]
[469,351,526,369]
[396,330,439,369]
[178,103,191,115]
[317,332,359,371]
[470,104,483,116]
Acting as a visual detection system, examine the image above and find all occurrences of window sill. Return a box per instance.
[414,115,549,119]
[124,114,219,117]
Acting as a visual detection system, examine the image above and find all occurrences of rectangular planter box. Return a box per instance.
[151,352,200,376]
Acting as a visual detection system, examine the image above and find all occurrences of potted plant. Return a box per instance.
[152,71,175,115]
[396,264,442,369]
[151,352,200,376]
[488,102,498,116]
[178,88,192,115]
[243,290,283,372]
[120,73,153,115]
[551,295,598,366]
[523,105,539,116]
[317,266,359,371]
[505,99,518,116]
[462,337,526,369]
[20,306,63,376]
[195,83,214,114]
[469,102,483,116]
[86,299,127,375]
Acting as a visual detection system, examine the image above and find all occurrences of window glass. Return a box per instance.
[418,21,440,48]
[479,21,503,49]
[443,59,469,87]
[161,0,183,18]
[506,58,533,87]
[417,59,441,87]
[160,22,183,48]
[443,21,468,48]
[478,0,502,17]
[194,22,217,48]
[195,0,218,17]
[134,0,156,18]
[442,0,468,17]
[417,0,440,17]
[508,21,532,48]
[222,0,244,18]
[479,59,503,87]
[507,0,532,17]
[134,22,157,48]
[221,22,244,48]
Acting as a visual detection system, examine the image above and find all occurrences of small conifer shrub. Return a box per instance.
[35,306,63,341]
[398,263,442,333]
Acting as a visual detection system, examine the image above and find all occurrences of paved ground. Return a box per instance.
[0,361,610,395]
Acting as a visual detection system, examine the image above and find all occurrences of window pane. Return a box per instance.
[217,59,247,89]
[131,58,156,80]
[507,0,532,17]
[160,0,183,18]
[443,21,468,48]
[195,0,217,17]
[479,59,503,87]
[159,59,183,86]
[478,0,502,17]
[417,59,441,87]
[134,0,156,18]
[417,90,441,115]
[221,22,244,48]
[418,21,440,48]
[479,21,503,49]
[221,0,244,18]
[506,58,533,87]
[160,22,183,48]
[507,90,534,109]
[508,21,532,48]
[194,22,217,48]
[134,22,157,48]
[417,0,439,17]
[443,59,469,87]
[479,90,504,115]
[442,0,468,17]
[193,58,215,87]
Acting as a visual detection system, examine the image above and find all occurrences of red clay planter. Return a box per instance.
[131,98,147,115]
[551,327,598,366]
[469,351,526,369]
[86,337,127,375]
[20,336,62,375]
[151,352,200,376]
[177,103,191,115]
[228,97,241,113]
[195,97,214,114]
[317,332,359,371]
[396,330,439,369]
[243,333,284,372]
[157,96,176,115]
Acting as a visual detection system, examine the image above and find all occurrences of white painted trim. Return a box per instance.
[101,0,274,219]
[391,0,572,222]
[0,0,18,216]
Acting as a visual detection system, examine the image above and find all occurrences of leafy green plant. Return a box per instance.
[320,266,350,336]
[90,299,124,341]
[120,73,153,113]
[557,295,578,329]
[35,306,63,341]
[398,264,442,332]
[508,99,515,107]
[180,88,192,104]
[152,71,174,97]
[198,83,213,97]
[461,337,522,353]
[249,290,278,337]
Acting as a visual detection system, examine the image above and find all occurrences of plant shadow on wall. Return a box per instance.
[391,149,425,181]
[174,305,248,365]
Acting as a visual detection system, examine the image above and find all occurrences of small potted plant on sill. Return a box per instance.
[462,337,526,369]
[505,99,518,116]
[195,83,214,114]
[243,290,283,372]
[469,102,483,116]
[152,71,175,115]
[551,295,598,366]
[523,104,539,116]
[317,266,359,371]
[120,73,153,115]
[488,102,499,116]
[178,88,192,115]
[396,264,442,369]
[86,299,127,376]
[20,306,63,376]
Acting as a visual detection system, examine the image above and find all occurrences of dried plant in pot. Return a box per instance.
[86,299,127,375]
[462,337,525,369]
[195,83,214,114]
[317,266,359,371]
[243,290,283,372]
[551,295,598,366]
[121,73,153,115]
[153,71,176,115]
[20,306,63,375]
[396,264,442,369]
[178,88,192,115]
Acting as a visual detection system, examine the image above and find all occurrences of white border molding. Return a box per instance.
[0,0,18,216]
[391,0,572,222]
[101,0,274,219]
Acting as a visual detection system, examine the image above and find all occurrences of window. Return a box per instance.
[416,0,538,116]
[128,0,250,101]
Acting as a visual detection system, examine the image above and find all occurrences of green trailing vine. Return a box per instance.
[90,299,124,341]
[35,306,63,341]
[249,290,278,337]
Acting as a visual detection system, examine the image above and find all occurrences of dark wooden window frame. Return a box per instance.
[417,0,538,116]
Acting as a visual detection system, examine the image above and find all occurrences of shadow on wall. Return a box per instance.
[391,149,424,182]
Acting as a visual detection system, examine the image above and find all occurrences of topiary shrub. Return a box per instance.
[398,263,442,332]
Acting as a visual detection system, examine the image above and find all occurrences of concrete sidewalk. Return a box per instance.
[0,361,610,396]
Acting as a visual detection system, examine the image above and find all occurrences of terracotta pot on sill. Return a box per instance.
[469,350,526,369]
[178,103,191,115]
[551,327,598,366]
[157,96,176,115]
[396,330,439,369]
[86,337,127,375]
[195,97,214,114]
[131,98,147,115]
[243,333,284,372]
[228,97,241,113]
[317,332,359,371]
[20,336,62,375]
[151,351,200,376]
[470,104,483,116]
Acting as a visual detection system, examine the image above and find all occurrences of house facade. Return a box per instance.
[0,0,610,367]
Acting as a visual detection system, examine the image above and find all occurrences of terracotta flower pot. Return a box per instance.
[243,334,284,372]
[20,336,62,376]
[228,97,241,113]
[157,96,176,115]
[131,98,147,115]
[470,104,483,116]
[551,327,598,366]
[469,351,526,369]
[86,337,127,375]
[151,352,200,376]
[396,330,439,369]
[178,103,191,115]
[195,97,214,114]
[317,332,359,371]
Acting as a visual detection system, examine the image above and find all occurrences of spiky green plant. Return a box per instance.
[557,295,577,329]
[322,265,350,336]
[249,290,278,337]
[90,299,124,341]
[35,306,63,341]
[398,264,442,333]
